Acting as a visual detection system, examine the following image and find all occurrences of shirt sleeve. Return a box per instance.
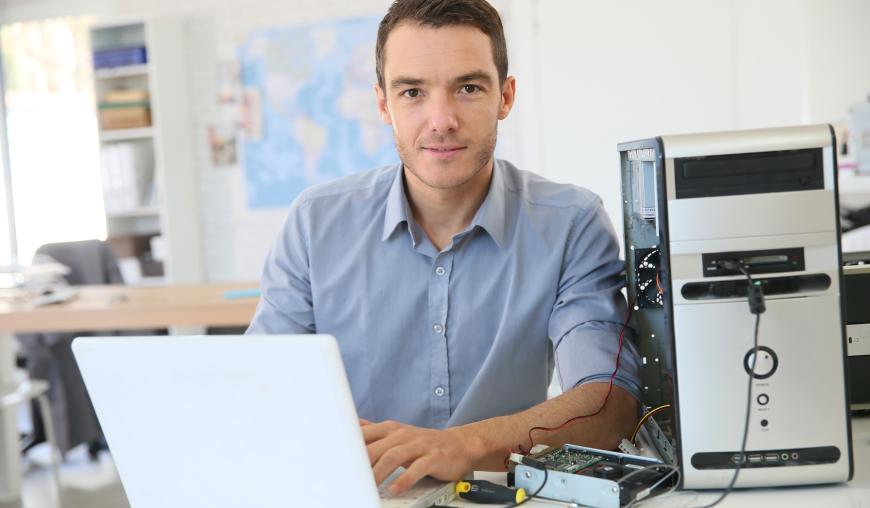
[548,197,643,401]
[246,200,316,335]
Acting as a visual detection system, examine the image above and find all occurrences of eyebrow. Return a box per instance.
[452,72,494,86]
[389,76,425,89]
[388,70,495,90]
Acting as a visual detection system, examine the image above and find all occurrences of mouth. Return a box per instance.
[422,145,467,159]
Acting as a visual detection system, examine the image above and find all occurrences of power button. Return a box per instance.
[744,346,778,379]
[757,393,769,406]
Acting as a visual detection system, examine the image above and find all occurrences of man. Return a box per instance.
[247,0,642,495]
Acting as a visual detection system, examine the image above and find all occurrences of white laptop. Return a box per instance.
[72,335,455,508]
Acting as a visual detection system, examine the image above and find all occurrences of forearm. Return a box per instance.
[362,382,638,493]
[458,382,639,471]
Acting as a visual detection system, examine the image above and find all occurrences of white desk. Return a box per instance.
[460,415,870,507]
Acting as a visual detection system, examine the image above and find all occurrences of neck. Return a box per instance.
[404,160,494,251]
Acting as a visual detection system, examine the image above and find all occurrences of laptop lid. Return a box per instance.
[72,334,380,508]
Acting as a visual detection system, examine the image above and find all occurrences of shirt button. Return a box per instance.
[434,386,446,397]
[433,324,444,334]
[435,266,446,276]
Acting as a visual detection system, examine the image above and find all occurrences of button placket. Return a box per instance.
[427,252,454,426]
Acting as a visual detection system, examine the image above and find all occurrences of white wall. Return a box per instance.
[2,0,869,281]
[527,0,870,238]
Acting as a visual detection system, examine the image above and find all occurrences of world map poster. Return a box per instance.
[239,17,398,209]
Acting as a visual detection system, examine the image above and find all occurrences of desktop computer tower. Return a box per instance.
[617,124,853,489]
[844,256,870,411]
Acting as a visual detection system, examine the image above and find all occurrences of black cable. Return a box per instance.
[698,312,759,508]
[699,262,764,508]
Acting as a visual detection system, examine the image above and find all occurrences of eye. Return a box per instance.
[459,84,481,94]
[402,88,420,98]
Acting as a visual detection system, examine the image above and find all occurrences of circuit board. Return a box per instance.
[514,444,675,507]
[534,447,606,474]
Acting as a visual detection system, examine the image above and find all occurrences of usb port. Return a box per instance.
[764,454,779,462]
[748,454,762,464]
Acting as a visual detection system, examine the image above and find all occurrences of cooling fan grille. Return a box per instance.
[635,248,663,308]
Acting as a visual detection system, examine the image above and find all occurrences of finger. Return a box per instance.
[361,421,396,444]
[359,418,373,426]
[366,432,397,465]
[388,455,434,495]
[373,444,421,486]
[365,428,414,466]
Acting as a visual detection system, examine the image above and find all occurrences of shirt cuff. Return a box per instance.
[554,323,644,403]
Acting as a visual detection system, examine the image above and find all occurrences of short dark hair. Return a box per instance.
[375,0,508,90]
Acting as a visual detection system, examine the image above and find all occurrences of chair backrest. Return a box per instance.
[34,240,124,285]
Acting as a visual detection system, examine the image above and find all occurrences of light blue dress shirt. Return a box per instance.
[247,159,642,428]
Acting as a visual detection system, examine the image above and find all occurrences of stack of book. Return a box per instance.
[98,89,151,130]
[93,45,147,69]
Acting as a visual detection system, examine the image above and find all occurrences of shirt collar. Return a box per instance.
[382,165,415,243]
[468,159,508,249]
[381,160,510,249]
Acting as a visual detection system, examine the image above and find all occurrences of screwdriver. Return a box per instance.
[455,480,527,504]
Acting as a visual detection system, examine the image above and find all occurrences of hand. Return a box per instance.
[360,418,483,494]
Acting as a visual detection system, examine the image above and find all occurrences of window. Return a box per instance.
[0,16,105,265]
[0,131,12,266]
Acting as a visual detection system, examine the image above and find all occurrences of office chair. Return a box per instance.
[16,239,124,459]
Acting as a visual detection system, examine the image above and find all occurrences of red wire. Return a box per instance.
[520,299,635,453]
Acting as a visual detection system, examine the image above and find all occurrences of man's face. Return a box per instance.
[376,23,515,191]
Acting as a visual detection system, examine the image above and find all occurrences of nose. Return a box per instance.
[427,92,459,134]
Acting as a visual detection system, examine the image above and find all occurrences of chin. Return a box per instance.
[416,173,468,190]
[402,150,490,190]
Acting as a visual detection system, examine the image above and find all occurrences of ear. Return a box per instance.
[375,84,393,125]
[497,76,517,121]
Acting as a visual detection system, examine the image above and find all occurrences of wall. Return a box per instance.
[2,0,870,281]
[532,0,870,239]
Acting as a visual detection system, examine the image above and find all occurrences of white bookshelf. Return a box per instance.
[99,126,154,142]
[91,18,203,284]
[106,205,160,219]
[93,63,150,79]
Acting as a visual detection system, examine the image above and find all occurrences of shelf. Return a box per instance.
[94,64,150,79]
[91,18,203,285]
[106,213,161,237]
[106,206,160,219]
[100,127,154,142]
[839,168,870,193]
[838,168,870,209]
